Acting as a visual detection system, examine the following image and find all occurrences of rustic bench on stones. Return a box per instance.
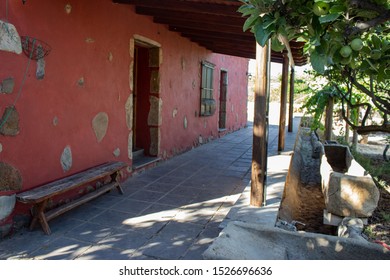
[16,161,127,235]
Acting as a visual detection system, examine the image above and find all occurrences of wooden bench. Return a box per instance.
[16,161,127,235]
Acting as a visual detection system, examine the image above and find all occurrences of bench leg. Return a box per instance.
[112,171,124,195]
[30,200,51,235]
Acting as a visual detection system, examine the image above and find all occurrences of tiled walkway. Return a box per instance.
[0,116,300,260]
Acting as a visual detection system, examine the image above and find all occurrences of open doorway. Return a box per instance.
[131,38,162,169]
[219,70,228,130]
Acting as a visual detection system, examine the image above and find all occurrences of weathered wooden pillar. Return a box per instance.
[250,42,270,207]
[325,96,334,141]
[288,66,295,133]
[278,54,289,152]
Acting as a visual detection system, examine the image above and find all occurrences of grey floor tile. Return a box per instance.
[111,199,152,214]
[66,222,113,243]
[145,182,178,193]
[31,236,92,260]
[76,245,132,260]
[157,193,195,207]
[98,228,149,251]
[129,190,166,203]
[89,209,138,228]
[140,221,204,259]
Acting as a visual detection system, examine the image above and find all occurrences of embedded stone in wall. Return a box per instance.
[129,61,134,91]
[149,127,160,156]
[172,108,178,118]
[128,132,133,160]
[78,77,85,87]
[0,20,22,54]
[61,145,72,172]
[53,116,59,126]
[65,4,72,14]
[113,148,120,158]
[125,95,133,130]
[36,57,45,80]
[85,38,95,43]
[92,112,109,143]
[150,70,161,94]
[0,77,15,94]
[0,106,20,136]
[181,57,186,71]
[0,143,2,153]
[148,96,162,126]
[108,52,113,62]
[184,116,188,129]
[149,47,161,67]
[0,195,16,222]
[0,162,22,191]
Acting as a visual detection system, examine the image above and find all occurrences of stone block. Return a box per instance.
[60,146,72,172]
[0,77,15,94]
[0,162,22,191]
[149,127,160,156]
[92,112,109,143]
[150,70,160,94]
[149,47,161,67]
[0,106,20,136]
[321,144,379,218]
[0,21,22,54]
[147,96,162,126]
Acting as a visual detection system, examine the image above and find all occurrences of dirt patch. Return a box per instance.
[292,184,336,235]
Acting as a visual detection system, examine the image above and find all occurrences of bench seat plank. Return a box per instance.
[16,161,127,203]
[16,161,127,235]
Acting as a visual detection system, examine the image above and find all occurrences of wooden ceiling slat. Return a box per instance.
[113,0,308,65]
[136,7,246,27]
[114,0,242,17]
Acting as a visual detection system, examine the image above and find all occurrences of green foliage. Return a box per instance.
[239,0,390,134]
[300,84,336,131]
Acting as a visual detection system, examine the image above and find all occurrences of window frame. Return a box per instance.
[200,61,216,117]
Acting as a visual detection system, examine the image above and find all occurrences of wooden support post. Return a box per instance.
[288,67,295,133]
[250,42,270,207]
[325,96,334,141]
[278,54,289,152]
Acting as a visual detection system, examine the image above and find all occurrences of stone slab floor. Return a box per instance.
[0,114,301,260]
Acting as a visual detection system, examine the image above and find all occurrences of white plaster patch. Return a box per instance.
[0,20,22,54]
[184,116,188,129]
[108,52,113,62]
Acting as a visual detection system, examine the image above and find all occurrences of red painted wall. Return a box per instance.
[0,0,248,230]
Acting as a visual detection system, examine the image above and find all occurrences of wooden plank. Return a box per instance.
[16,162,127,203]
[250,42,270,207]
